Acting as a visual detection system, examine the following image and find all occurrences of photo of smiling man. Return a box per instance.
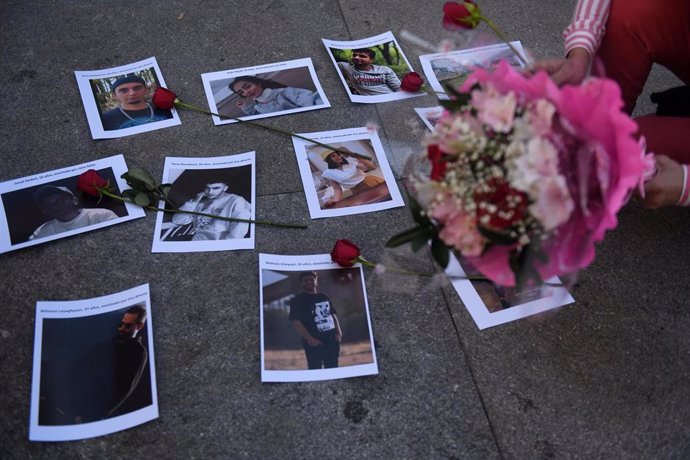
[323,31,422,104]
[101,74,173,131]
[29,185,118,240]
[75,57,181,139]
[337,48,401,96]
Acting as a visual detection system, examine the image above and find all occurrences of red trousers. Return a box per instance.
[597,0,690,162]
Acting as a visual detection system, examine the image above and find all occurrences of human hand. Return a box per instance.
[306,336,323,347]
[530,48,591,86]
[640,155,684,209]
[335,331,342,343]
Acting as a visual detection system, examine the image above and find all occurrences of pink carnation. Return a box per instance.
[527,137,559,177]
[431,199,485,257]
[527,99,556,137]
[529,175,573,231]
[471,84,517,133]
[547,78,644,274]
[451,61,646,285]
[461,60,562,104]
[508,137,559,197]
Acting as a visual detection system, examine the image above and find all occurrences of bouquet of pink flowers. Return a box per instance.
[389,61,646,287]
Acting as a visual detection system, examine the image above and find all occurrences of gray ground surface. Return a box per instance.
[1,1,688,458]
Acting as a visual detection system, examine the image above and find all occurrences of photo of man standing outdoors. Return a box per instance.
[289,271,342,369]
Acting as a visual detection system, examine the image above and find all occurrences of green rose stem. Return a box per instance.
[358,249,563,286]
[477,16,528,67]
[359,253,564,286]
[174,100,355,157]
[356,255,434,277]
[418,86,448,97]
[98,187,307,230]
[354,255,493,281]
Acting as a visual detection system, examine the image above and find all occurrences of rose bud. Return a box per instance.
[152,87,178,110]
[473,178,528,230]
[330,239,361,267]
[77,169,108,197]
[428,145,448,181]
[401,72,425,92]
[443,1,481,30]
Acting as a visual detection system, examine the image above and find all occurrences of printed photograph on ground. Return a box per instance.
[259,253,378,382]
[75,57,180,139]
[446,253,575,330]
[323,31,423,104]
[419,42,527,99]
[201,58,329,125]
[152,152,255,253]
[292,127,404,219]
[0,155,144,254]
[29,284,158,441]
[414,106,444,130]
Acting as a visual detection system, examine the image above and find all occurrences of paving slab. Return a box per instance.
[445,202,690,458]
[1,0,689,458]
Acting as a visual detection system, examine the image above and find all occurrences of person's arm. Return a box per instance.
[236,100,257,115]
[332,313,342,343]
[291,320,322,346]
[641,155,688,208]
[354,157,376,171]
[108,348,148,417]
[337,61,356,88]
[324,179,343,205]
[532,48,591,86]
[171,194,203,225]
[337,61,350,79]
[225,199,251,239]
[531,0,610,86]
[385,67,401,92]
[93,209,119,222]
[29,223,48,240]
[281,87,321,107]
[563,0,610,58]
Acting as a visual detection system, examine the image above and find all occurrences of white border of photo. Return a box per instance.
[446,253,575,330]
[322,31,424,104]
[29,283,158,441]
[200,57,330,125]
[74,56,181,139]
[414,106,445,130]
[259,253,379,383]
[151,151,256,253]
[291,127,404,219]
[419,42,527,100]
[0,154,145,254]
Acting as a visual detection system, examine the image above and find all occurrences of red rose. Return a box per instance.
[474,178,528,230]
[428,145,447,181]
[443,1,481,30]
[152,87,178,110]
[331,239,361,267]
[77,169,108,197]
[401,72,424,92]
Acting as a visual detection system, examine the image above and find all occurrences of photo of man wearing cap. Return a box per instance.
[101,74,173,131]
[29,185,118,240]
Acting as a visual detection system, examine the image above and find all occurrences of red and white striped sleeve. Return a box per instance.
[562,0,611,56]
[679,165,690,206]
